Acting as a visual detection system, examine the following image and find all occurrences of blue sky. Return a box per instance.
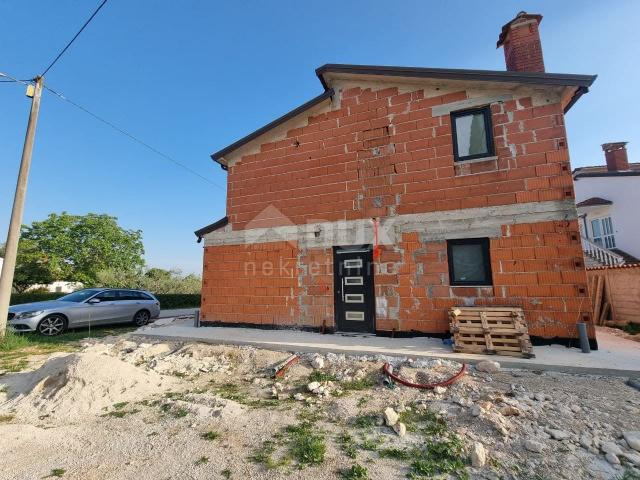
[1,0,638,274]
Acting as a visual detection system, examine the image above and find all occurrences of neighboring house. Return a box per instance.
[196,12,597,345]
[25,281,83,294]
[573,142,640,267]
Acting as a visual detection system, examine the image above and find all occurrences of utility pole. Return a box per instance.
[0,76,44,336]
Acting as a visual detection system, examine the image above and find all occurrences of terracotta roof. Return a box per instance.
[573,162,640,179]
[576,197,612,207]
[586,263,640,271]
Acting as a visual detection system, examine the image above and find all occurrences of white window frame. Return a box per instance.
[591,216,616,249]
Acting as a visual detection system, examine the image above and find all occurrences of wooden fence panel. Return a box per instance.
[587,265,640,325]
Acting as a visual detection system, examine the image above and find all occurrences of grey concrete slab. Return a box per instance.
[132,319,640,378]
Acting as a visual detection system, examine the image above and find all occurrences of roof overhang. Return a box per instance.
[211,89,334,168]
[195,216,228,243]
[574,171,640,180]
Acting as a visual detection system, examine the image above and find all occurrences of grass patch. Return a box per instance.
[285,421,326,467]
[46,469,66,478]
[615,468,640,480]
[159,403,189,418]
[341,464,369,480]
[221,469,232,479]
[101,408,140,418]
[201,430,220,441]
[211,382,249,403]
[249,440,290,470]
[358,435,383,452]
[612,323,640,336]
[378,447,412,460]
[195,456,209,466]
[113,402,129,410]
[352,413,378,429]
[337,432,358,459]
[0,414,15,423]
[408,435,468,479]
[0,385,7,393]
[399,408,447,436]
[308,370,337,383]
[356,397,368,408]
[341,372,377,391]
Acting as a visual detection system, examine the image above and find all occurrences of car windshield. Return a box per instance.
[57,289,103,303]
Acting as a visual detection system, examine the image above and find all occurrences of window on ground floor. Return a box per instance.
[447,238,492,286]
[591,216,616,249]
[451,106,495,162]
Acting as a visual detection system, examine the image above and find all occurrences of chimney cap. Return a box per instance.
[497,11,543,48]
[602,142,628,152]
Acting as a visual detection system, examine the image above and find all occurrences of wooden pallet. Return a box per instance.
[449,306,535,358]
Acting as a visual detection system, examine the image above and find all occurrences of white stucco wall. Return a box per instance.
[574,176,640,258]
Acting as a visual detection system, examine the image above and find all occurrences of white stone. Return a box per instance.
[475,360,500,373]
[384,407,399,426]
[623,431,640,452]
[524,440,544,453]
[293,393,306,401]
[307,382,321,392]
[601,442,623,456]
[605,452,620,465]
[471,405,483,417]
[471,442,487,467]
[433,386,447,395]
[393,422,407,437]
[534,392,546,402]
[580,435,593,449]
[500,405,521,416]
[311,356,325,369]
[545,428,570,441]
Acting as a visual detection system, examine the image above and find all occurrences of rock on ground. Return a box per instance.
[475,360,500,373]
[471,442,487,467]
[384,407,399,426]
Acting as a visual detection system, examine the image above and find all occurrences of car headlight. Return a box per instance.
[15,310,44,319]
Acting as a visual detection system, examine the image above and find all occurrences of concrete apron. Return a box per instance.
[132,320,640,379]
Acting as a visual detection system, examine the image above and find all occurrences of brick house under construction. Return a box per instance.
[195,12,598,346]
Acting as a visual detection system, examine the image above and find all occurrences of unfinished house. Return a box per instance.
[196,12,597,347]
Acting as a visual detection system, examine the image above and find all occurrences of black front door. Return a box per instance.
[333,245,375,333]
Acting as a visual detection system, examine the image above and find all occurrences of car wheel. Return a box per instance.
[133,309,150,326]
[37,314,67,336]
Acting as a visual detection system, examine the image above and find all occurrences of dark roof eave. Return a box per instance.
[315,64,597,90]
[211,89,335,165]
[574,171,640,179]
[195,216,229,243]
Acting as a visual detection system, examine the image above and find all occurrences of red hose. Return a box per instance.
[274,355,299,378]
[381,362,467,389]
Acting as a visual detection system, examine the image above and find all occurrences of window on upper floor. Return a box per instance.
[451,106,495,162]
[447,238,493,286]
[591,217,616,249]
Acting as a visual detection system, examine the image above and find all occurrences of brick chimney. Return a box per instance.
[602,142,630,171]
[497,12,545,73]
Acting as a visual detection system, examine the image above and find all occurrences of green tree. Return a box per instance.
[14,213,144,289]
[96,267,201,294]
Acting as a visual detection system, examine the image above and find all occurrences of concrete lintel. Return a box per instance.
[432,94,514,116]
[204,200,577,248]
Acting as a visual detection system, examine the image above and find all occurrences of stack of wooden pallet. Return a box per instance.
[448,306,535,358]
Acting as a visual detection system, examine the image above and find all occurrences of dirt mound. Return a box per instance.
[0,351,177,422]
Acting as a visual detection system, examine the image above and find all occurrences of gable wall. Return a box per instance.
[225,83,574,230]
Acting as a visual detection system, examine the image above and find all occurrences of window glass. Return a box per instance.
[447,239,492,286]
[591,219,602,240]
[454,112,488,158]
[451,244,486,283]
[95,291,118,301]
[59,289,102,303]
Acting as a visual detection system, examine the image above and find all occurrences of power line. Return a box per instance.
[41,0,109,76]
[44,84,225,190]
[0,71,33,86]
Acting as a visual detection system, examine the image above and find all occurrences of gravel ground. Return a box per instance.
[0,335,639,480]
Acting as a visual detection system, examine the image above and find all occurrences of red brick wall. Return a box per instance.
[200,219,593,339]
[201,241,300,326]
[227,86,572,229]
